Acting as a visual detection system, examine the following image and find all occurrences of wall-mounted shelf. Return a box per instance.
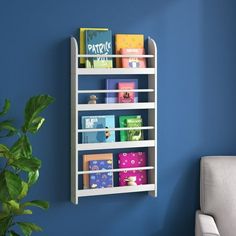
[71,36,157,204]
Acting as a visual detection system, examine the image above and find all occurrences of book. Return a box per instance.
[126,117,143,141]
[118,82,135,103]
[115,34,144,68]
[121,48,146,68]
[105,78,138,103]
[85,30,113,68]
[118,152,147,186]
[119,115,141,141]
[83,153,113,189]
[79,28,108,65]
[89,160,113,189]
[81,115,115,143]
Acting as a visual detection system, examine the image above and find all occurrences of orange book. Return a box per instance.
[121,48,146,68]
[83,153,113,189]
[115,34,144,68]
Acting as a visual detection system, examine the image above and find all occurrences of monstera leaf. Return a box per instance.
[22,95,54,133]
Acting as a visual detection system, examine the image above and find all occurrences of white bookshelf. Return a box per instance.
[71,36,157,204]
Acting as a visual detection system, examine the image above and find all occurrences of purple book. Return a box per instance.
[105,78,138,103]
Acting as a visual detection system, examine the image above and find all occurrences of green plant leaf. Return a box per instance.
[0,211,9,220]
[17,181,28,200]
[27,116,45,134]
[7,200,20,211]
[27,171,39,187]
[22,95,54,133]
[0,99,10,116]
[9,230,20,236]
[0,120,17,138]
[0,170,22,201]
[22,200,49,210]
[10,135,32,159]
[17,222,42,236]
[0,215,11,236]
[11,157,41,172]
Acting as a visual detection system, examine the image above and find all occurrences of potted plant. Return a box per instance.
[0,95,54,236]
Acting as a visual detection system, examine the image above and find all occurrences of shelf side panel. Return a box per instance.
[148,37,158,197]
[71,37,78,204]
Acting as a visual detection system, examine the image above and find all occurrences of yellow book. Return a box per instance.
[115,34,144,68]
[79,28,108,64]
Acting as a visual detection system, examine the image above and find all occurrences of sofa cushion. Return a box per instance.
[201,156,236,236]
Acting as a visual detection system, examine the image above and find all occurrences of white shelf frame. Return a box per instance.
[71,36,157,204]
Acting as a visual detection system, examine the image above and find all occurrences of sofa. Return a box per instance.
[195,156,236,236]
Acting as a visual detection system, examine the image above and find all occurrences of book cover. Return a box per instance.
[118,82,135,103]
[81,115,115,143]
[121,48,146,68]
[85,30,113,68]
[89,160,113,189]
[118,152,147,186]
[105,78,138,103]
[126,117,143,141]
[83,153,113,189]
[115,34,144,68]
[79,28,108,65]
[119,115,141,141]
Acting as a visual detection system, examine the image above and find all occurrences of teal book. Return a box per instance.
[85,30,113,68]
[82,115,115,143]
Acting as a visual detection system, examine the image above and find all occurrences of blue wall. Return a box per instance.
[1,0,236,235]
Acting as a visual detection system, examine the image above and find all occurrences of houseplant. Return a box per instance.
[0,95,54,236]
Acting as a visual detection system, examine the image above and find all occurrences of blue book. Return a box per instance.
[89,160,113,189]
[105,78,138,103]
[85,30,113,68]
[81,115,115,143]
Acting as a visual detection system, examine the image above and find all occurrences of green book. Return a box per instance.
[119,115,141,141]
[126,117,143,141]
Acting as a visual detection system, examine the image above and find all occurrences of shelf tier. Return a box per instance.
[77,102,155,111]
[77,68,155,75]
[77,184,155,198]
[77,54,154,58]
[77,140,155,151]
[78,126,154,133]
[78,89,154,94]
[78,166,154,175]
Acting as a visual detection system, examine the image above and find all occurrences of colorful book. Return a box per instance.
[89,160,113,189]
[85,30,113,68]
[118,152,147,186]
[121,48,146,68]
[83,153,113,189]
[79,28,108,65]
[81,115,115,143]
[119,115,141,141]
[115,34,144,68]
[126,117,143,141]
[118,82,135,103]
[105,78,138,103]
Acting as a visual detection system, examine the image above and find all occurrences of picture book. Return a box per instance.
[118,152,147,186]
[115,34,144,68]
[81,115,115,143]
[79,28,108,65]
[89,159,113,189]
[83,153,113,189]
[85,30,113,68]
[126,117,143,141]
[118,82,135,103]
[119,115,141,141]
[121,48,146,68]
[105,78,138,103]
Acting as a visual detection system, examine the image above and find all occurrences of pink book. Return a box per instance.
[118,82,135,103]
[121,48,146,68]
[118,152,147,186]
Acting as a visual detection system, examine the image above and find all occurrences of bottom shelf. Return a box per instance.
[77,184,155,198]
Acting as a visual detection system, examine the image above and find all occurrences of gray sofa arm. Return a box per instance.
[195,211,220,236]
